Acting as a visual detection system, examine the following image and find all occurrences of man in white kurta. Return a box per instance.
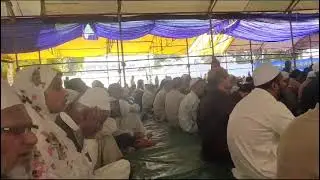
[153,88,167,122]
[178,78,206,133]
[227,63,294,179]
[165,88,186,128]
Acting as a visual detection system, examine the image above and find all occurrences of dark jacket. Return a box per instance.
[198,86,237,167]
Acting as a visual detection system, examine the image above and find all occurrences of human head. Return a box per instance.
[137,80,144,90]
[65,88,110,138]
[208,67,232,92]
[108,83,123,99]
[172,77,182,90]
[13,66,67,114]
[92,80,104,88]
[190,78,206,98]
[254,63,283,100]
[164,80,174,92]
[280,71,290,90]
[181,74,192,92]
[284,60,292,72]
[66,78,89,93]
[211,56,220,71]
[1,81,38,178]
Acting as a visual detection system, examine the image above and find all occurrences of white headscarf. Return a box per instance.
[1,80,22,110]
[12,66,58,114]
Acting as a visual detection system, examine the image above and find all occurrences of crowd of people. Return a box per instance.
[1,57,319,179]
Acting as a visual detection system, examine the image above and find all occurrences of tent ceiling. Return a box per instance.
[1,0,319,19]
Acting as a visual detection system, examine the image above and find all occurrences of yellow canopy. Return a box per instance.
[3,34,232,63]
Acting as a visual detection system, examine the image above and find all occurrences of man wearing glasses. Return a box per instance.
[1,80,38,179]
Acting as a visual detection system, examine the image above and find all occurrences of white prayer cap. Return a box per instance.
[253,63,280,86]
[312,62,319,72]
[1,80,22,110]
[307,71,316,78]
[281,71,290,80]
[78,87,110,111]
[189,78,201,88]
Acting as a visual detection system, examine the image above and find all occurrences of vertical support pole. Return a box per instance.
[117,0,126,86]
[249,40,254,73]
[209,14,215,58]
[105,40,110,86]
[289,12,296,69]
[116,40,122,86]
[38,50,41,64]
[185,38,191,75]
[106,61,110,86]
[309,35,313,64]
[225,53,228,72]
[15,53,19,71]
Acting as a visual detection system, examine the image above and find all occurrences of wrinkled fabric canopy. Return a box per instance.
[1,13,319,54]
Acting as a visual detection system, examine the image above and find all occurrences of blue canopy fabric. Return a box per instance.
[1,13,319,54]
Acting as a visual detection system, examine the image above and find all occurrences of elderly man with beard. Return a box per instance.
[1,80,38,179]
[227,63,294,179]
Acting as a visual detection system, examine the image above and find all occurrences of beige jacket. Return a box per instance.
[277,104,319,179]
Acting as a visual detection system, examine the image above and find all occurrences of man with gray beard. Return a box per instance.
[1,80,38,179]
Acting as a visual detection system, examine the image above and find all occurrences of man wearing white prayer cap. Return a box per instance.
[1,80,38,179]
[178,78,206,133]
[58,87,130,179]
[227,63,294,179]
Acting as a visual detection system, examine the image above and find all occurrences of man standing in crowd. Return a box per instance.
[198,68,235,167]
[179,78,206,133]
[227,63,294,179]
[280,71,299,116]
[1,81,38,179]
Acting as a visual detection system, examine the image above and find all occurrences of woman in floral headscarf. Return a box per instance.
[13,66,130,179]
[12,66,103,179]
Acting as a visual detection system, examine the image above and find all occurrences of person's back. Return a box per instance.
[153,88,167,121]
[198,88,235,165]
[165,89,185,128]
[198,68,235,166]
[277,104,319,179]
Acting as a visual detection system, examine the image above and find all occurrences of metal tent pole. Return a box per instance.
[209,15,215,58]
[289,12,296,69]
[185,38,191,75]
[117,0,126,86]
[249,40,254,72]
[38,50,41,64]
[116,40,122,86]
[309,35,313,63]
[15,53,19,71]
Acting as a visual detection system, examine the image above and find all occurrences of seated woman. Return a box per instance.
[13,66,130,179]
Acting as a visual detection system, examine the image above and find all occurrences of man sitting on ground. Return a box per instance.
[227,63,294,179]
[179,78,206,133]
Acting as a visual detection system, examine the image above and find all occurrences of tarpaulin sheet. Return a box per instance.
[125,120,234,179]
[1,14,318,54]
